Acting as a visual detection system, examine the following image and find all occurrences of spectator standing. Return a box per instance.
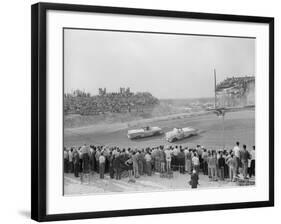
[159,148,166,173]
[89,146,96,173]
[113,154,122,180]
[208,151,217,181]
[132,151,139,178]
[81,151,90,183]
[99,153,106,179]
[138,150,145,176]
[172,146,179,170]
[240,145,250,179]
[218,153,226,181]
[63,148,69,173]
[165,147,172,172]
[68,148,73,173]
[108,152,114,179]
[233,142,241,174]
[141,149,146,175]
[145,152,152,176]
[73,149,80,178]
[249,146,255,178]
[178,149,186,174]
[223,151,230,179]
[184,147,189,172]
[196,145,203,170]
[189,169,199,189]
[78,148,83,173]
[154,147,161,172]
[192,153,200,174]
[125,155,135,183]
[95,149,101,173]
[202,149,208,175]
[226,154,238,181]
[151,148,156,172]
[185,149,192,174]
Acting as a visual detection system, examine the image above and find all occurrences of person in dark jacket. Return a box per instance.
[63,147,69,173]
[82,152,90,174]
[79,147,83,173]
[189,169,199,188]
[138,150,145,175]
[223,151,230,179]
[113,155,122,180]
[218,152,226,180]
[73,149,80,178]
[177,149,186,174]
[249,146,255,178]
[81,151,90,183]
[108,152,114,179]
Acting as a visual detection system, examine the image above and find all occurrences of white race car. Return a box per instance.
[165,127,198,142]
[127,126,163,139]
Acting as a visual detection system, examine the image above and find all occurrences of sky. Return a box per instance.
[64,29,255,99]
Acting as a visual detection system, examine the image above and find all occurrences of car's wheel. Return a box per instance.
[154,131,161,136]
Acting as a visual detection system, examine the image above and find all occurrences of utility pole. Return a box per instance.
[214,69,217,109]
[214,69,225,149]
[222,110,225,149]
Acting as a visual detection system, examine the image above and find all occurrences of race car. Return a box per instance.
[127,126,163,139]
[165,127,198,142]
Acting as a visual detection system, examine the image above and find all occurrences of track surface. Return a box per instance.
[64,172,243,195]
[64,110,255,150]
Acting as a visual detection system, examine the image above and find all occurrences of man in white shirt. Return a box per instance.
[165,147,172,172]
[80,144,87,154]
[173,146,179,156]
[233,142,241,174]
[184,148,189,172]
[145,152,152,162]
[233,142,240,158]
[192,153,200,174]
[99,153,106,179]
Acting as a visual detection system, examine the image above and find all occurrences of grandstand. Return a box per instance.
[64,88,159,115]
[215,76,255,107]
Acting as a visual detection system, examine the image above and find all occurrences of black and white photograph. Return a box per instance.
[29,2,274,222]
[63,28,256,195]
[0,0,278,223]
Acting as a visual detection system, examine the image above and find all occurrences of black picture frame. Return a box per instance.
[31,2,274,222]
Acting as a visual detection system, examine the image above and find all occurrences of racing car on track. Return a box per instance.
[165,127,198,142]
[127,126,163,139]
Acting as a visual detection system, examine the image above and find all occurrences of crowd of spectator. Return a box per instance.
[216,76,255,92]
[216,76,255,97]
[64,141,255,188]
[215,76,255,107]
[64,89,159,115]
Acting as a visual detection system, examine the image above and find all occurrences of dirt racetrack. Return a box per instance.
[64,109,255,150]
